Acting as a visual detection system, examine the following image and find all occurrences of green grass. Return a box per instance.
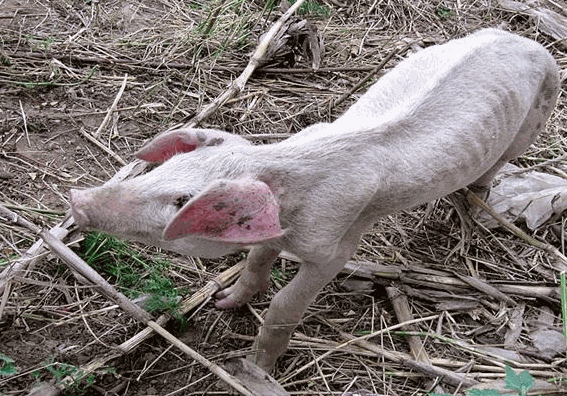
[263,0,279,14]
[436,4,452,19]
[78,232,183,317]
[271,267,291,283]
[289,0,330,17]
[0,257,11,269]
[25,34,56,52]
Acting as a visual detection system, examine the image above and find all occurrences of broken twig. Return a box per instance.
[183,0,308,128]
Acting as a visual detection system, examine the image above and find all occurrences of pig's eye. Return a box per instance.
[174,194,193,209]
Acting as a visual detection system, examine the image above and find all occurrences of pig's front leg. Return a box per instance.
[215,245,281,309]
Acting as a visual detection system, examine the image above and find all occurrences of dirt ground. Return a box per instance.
[1,0,567,395]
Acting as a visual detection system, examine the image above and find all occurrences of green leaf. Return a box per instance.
[0,353,18,376]
[517,370,535,393]
[468,390,501,396]
[505,366,534,394]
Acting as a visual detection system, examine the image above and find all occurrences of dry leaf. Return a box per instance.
[477,163,567,229]
[499,0,567,48]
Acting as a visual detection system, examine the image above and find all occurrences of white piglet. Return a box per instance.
[70,28,559,372]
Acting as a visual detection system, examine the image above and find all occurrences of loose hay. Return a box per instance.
[1,0,566,395]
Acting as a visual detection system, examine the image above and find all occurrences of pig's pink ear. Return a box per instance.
[136,129,226,163]
[163,179,283,244]
[136,130,200,162]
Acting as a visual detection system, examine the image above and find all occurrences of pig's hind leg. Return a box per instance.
[215,245,281,309]
[468,75,558,200]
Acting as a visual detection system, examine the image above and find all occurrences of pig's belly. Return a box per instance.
[158,238,242,259]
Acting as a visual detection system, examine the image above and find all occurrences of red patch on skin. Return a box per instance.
[163,180,283,243]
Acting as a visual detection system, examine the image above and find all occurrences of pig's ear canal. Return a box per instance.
[163,179,283,244]
[136,129,224,163]
[136,130,198,163]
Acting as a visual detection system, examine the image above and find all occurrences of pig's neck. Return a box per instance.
[236,122,394,213]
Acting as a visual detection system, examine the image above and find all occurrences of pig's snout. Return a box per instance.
[70,189,91,228]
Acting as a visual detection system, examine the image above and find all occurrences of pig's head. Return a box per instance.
[70,128,284,258]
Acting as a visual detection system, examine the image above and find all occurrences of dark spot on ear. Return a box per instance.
[213,202,228,211]
[175,194,193,209]
[237,215,253,226]
[536,122,542,130]
[196,131,207,142]
[207,137,224,146]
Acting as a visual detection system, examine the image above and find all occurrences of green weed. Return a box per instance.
[504,366,535,395]
[78,232,182,316]
[289,0,330,17]
[25,34,56,52]
[0,257,10,269]
[32,357,96,393]
[188,1,204,10]
[0,353,17,377]
[271,267,291,283]
[466,391,501,396]
[436,5,452,19]
[429,365,535,396]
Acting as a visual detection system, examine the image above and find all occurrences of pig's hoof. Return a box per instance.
[247,352,276,374]
[214,280,267,309]
[214,293,242,309]
[468,185,491,202]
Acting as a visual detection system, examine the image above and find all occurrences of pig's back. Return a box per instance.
[333,28,554,133]
[272,29,557,216]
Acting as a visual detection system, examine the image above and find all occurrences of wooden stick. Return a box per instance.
[0,204,153,323]
[0,216,74,296]
[386,287,431,363]
[79,128,127,166]
[147,321,256,396]
[339,332,479,388]
[183,0,307,128]
[467,189,567,272]
[33,261,245,395]
[93,73,129,138]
